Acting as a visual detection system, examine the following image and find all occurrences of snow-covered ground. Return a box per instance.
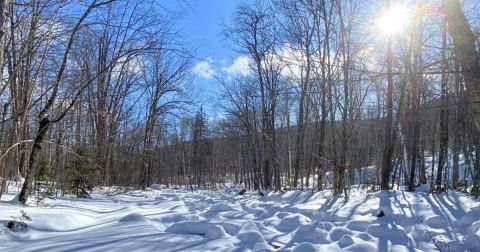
[1,183,479,252]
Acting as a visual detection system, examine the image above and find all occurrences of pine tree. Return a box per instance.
[191,108,212,187]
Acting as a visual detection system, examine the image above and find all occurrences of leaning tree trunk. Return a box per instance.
[18,118,50,204]
[17,0,117,204]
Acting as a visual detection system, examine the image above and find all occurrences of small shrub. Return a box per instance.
[238,188,247,195]
[7,210,31,232]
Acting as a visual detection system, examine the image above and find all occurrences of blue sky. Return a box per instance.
[179,0,242,60]
[162,0,249,116]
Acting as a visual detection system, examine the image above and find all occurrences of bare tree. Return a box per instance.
[18,0,116,204]
[380,0,395,190]
[226,2,283,190]
[140,50,190,189]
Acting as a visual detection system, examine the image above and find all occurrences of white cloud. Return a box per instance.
[275,44,304,79]
[193,58,215,79]
[222,56,252,76]
[220,46,302,79]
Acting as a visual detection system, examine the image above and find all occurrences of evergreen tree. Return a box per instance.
[191,108,212,187]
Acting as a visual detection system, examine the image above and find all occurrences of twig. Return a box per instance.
[417,216,443,251]
[43,140,105,171]
[0,140,34,163]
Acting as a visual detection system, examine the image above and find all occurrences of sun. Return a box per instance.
[377,5,408,35]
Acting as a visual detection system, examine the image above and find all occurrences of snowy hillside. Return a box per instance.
[1,183,479,252]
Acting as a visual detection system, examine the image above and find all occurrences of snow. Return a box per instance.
[1,182,479,251]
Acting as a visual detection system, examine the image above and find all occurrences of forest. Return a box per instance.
[0,0,478,204]
[1,1,480,251]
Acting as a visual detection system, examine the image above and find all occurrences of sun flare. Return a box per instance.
[378,6,408,35]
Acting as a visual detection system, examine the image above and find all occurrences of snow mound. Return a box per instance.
[424,215,444,229]
[206,203,236,213]
[218,222,242,235]
[465,220,480,249]
[330,227,352,241]
[291,223,329,244]
[291,242,320,252]
[317,221,335,231]
[205,225,228,238]
[346,220,370,231]
[165,221,226,238]
[32,213,96,231]
[118,213,147,223]
[356,232,374,241]
[237,230,265,243]
[338,234,355,248]
[367,223,411,245]
[276,213,311,232]
[164,220,228,238]
[344,243,378,252]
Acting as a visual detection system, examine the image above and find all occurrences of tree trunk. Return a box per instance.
[381,4,394,190]
[437,18,449,190]
[442,0,480,193]
[18,118,50,204]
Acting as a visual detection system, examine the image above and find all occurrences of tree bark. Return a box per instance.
[381,0,395,190]
[442,0,480,194]
[437,19,449,190]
